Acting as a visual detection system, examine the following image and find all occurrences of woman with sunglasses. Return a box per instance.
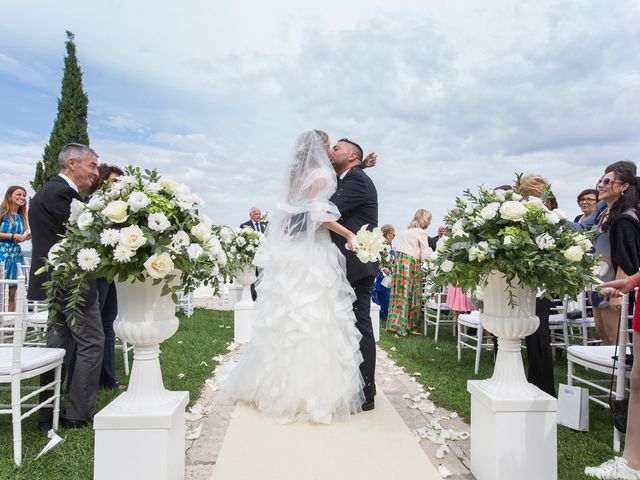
[591,161,640,347]
[575,188,599,224]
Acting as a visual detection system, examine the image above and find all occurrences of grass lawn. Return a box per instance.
[0,308,234,480]
[379,327,620,480]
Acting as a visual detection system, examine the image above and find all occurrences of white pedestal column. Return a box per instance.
[467,380,557,480]
[94,391,188,480]
[233,267,257,343]
[370,302,380,342]
[227,283,243,309]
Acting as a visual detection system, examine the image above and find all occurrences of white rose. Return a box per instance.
[191,222,212,242]
[574,234,592,252]
[219,227,233,243]
[544,211,560,225]
[494,189,506,202]
[441,260,454,273]
[503,235,513,245]
[145,181,162,193]
[77,211,94,231]
[127,191,150,213]
[511,193,522,201]
[100,228,121,247]
[480,202,500,220]
[119,225,147,249]
[160,178,178,194]
[469,241,489,262]
[148,212,171,232]
[535,233,556,250]
[187,243,204,260]
[69,198,86,224]
[499,201,527,221]
[564,246,584,262]
[144,252,174,279]
[436,236,448,253]
[527,196,543,206]
[554,208,568,221]
[87,195,106,212]
[102,200,129,223]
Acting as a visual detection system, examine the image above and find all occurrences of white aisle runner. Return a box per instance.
[210,391,442,480]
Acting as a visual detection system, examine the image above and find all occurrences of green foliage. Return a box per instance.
[32,31,90,191]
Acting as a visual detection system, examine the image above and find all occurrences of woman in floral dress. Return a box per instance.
[0,186,31,311]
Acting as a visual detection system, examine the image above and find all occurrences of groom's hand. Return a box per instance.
[362,152,377,168]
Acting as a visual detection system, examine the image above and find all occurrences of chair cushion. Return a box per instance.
[458,311,480,325]
[568,345,632,369]
[26,311,49,325]
[0,346,65,375]
[426,301,451,310]
[548,313,565,325]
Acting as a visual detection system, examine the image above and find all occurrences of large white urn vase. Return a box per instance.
[112,278,180,411]
[235,266,256,306]
[479,270,542,398]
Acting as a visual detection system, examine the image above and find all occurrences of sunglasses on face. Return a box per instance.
[596,177,622,186]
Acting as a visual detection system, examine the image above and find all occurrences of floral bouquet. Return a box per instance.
[425,178,598,304]
[40,166,228,324]
[350,225,387,263]
[217,226,263,272]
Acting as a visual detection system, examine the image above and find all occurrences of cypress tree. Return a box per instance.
[31,30,89,191]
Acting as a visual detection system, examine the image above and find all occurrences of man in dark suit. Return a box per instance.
[329,138,379,411]
[240,207,266,233]
[29,143,103,429]
[428,225,445,251]
[239,207,266,301]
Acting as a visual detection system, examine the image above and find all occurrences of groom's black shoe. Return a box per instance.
[362,399,375,411]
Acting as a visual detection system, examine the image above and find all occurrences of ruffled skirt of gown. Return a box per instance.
[219,230,365,424]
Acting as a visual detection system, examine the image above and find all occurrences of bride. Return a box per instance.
[219,130,365,424]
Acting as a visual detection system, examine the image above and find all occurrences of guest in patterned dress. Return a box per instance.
[0,186,31,311]
[387,209,433,335]
[372,224,395,321]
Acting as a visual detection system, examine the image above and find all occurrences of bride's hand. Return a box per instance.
[345,232,356,251]
[362,152,377,168]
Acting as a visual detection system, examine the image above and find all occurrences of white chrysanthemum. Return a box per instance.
[77,211,94,231]
[144,252,174,279]
[100,228,121,247]
[441,260,454,273]
[119,225,147,249]
[564,246,584,262]
[499,201,527,221]
[88,195,106,212]
[113,245,135,263]
[535,233,556,250]
[148,212,171,232]
[69,198,86,224]
[77,248,100,271]
[187,243,204,260]
[127,191,150,213]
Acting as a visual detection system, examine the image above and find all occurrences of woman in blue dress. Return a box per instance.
[0,186,31,311]
[371,224,395,321]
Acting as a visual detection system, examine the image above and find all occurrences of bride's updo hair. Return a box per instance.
[313,130,330,150]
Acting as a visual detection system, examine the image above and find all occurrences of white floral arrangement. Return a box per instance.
[350,225,387,263]
[40,166,228,324]
[425,177,598,304]
[216,226,263,271]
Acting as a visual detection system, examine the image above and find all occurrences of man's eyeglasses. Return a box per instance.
[596,177,622,186]
[578,197,597,204]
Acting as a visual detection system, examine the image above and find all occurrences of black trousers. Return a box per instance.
[352,276,376,402]
[525,297,556,398]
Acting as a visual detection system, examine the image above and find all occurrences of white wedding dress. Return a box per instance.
[219,131,365,424]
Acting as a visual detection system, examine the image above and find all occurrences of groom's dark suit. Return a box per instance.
[29,175,104,425]
[330,167,378,403]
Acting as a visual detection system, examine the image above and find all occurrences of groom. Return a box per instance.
[329,138,379,411]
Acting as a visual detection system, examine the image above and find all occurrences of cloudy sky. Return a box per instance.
[1,0,639,240]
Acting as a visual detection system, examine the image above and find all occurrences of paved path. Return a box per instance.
[185,345,475,480]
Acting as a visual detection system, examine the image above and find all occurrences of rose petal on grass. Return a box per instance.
[185,423,202,440]
[437,465,453,478]
[185,412,203,422]
[177,373,185,379]
[435,443,450,459]
[200,361,208,367]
